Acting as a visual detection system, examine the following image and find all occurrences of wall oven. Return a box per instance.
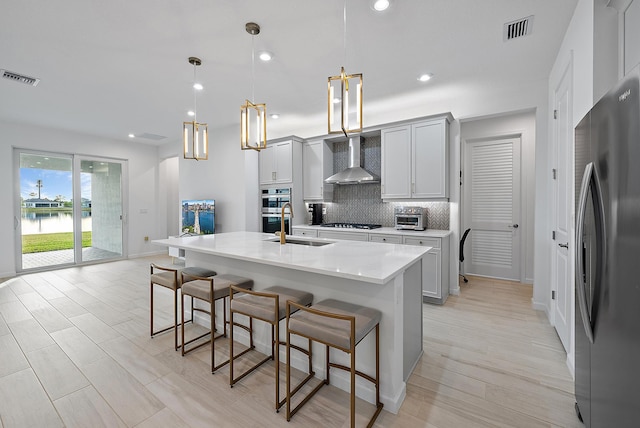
[261,188,291,213]
[261,187,292,234]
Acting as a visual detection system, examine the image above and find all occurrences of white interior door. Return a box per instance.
[551,61,572,352]
[464,137,521,281]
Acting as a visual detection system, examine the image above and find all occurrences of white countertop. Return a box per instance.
[153,231,430,285]
[293,225,452,238]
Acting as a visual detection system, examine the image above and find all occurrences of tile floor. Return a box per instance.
[0,255,581,427]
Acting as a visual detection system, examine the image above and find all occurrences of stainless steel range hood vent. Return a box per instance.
[324,136,380,185]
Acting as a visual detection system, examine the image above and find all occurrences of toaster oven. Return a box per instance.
[394,206,427,231]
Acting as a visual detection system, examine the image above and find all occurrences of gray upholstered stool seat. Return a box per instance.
[286,299,383,427]
[229,285,314,411]
[149,264,216,351]
[180,273,253,373]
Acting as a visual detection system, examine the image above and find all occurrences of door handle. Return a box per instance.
[558,243,568,248]
[508,224,519,229]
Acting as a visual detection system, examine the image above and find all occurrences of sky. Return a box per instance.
[21,168,91,201]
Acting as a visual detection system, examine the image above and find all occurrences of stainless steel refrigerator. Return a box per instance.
[574,65,640,427]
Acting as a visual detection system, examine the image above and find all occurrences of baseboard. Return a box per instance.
[531,299,550,318]
[449,285,460,296]
[0,270,17,279]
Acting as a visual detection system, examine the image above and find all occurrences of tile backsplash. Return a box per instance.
[319,135,450,230]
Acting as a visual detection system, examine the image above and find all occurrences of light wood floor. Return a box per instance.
[0,255,582,427]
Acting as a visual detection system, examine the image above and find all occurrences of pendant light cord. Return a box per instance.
[343,0,347,68]
[251,34,256,102]
[193,62,198,122]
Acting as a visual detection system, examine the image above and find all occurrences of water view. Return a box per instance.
[21,210,92,234]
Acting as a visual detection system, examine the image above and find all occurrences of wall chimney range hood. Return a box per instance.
[324,136,380,185]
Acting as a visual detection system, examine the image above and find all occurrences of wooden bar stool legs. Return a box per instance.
[229,286,314,412]
[286,299,383,428]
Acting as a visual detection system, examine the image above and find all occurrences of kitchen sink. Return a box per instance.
[265,237,334,247]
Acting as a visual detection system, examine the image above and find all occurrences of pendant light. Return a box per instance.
[328,0,363,137]
[183,56,208,160]
[240,22,267,151]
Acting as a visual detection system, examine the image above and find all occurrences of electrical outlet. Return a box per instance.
[322,207,327,214]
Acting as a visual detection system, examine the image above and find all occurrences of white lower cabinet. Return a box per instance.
[403,235,450,304]
[292,229,318,238]
[368,234,403,244]
[317,230,368,241]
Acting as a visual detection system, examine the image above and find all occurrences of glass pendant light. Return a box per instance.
[328,0,363,137]
[241,22,267,151]
[183,56,208,160]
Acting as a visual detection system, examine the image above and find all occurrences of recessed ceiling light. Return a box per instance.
[417,73,433,82]
[128,133,135,138]
[193,82,203,90]
[187,110,195,117]
[258,51,273,61]
[270,113,280,119]
[372,0,390,12]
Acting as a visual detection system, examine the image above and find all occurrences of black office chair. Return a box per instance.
[459,228,471,283]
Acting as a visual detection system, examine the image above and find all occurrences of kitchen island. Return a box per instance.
[153,231,430,413]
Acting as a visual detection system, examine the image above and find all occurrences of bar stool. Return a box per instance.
[149,264,216,351]
[286,299,383,428]
[229,285,314,411]
[180,273,253,373]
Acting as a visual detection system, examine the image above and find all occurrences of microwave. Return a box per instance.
[394,206,427,231]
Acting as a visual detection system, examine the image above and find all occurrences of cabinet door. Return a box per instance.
[259,145,275,184]
[413,120,448,198]
[381,125,412,198]
[274,141,293,183]
[422,250,441,299]
[303,141,322,199]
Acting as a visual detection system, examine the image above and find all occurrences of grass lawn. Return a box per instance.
[22,232,92,254]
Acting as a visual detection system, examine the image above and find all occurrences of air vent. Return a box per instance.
[1,69,40,86]
[137,133,167,141]
[503,15,534,41]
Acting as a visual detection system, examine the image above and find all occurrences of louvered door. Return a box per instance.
[464,137,521,280]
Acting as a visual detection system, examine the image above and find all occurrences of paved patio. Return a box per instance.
[21,247,121,270]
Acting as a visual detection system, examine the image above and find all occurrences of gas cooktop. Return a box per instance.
[321,223,382,230]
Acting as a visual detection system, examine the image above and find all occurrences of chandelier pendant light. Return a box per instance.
[183,57,208,160]
[328,0,363,136]
[241,22,267,151]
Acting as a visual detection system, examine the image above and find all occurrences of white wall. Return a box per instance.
[460,110,537,284]
[164,124,261,234]
[0,119,163,277]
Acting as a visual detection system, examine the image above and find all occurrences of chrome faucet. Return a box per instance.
[278,202,293,244]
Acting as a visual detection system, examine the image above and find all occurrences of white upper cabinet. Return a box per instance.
[381,125,412,198]
[381,115,450,200]
[260,139,293,185]
[302,139,333,201]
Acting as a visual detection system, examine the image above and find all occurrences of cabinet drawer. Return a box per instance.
[292,229,318,238]
[403,236,441,249]
[368,234,403,244]
[318,230,368,241]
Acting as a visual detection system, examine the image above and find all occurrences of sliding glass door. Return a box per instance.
[15,150,125,271]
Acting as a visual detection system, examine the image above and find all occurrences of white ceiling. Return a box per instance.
[0,0,578,146]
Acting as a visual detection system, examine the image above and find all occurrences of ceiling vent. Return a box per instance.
[1,69,40,86]
[503,15,534,41]
[137,133,167,141]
